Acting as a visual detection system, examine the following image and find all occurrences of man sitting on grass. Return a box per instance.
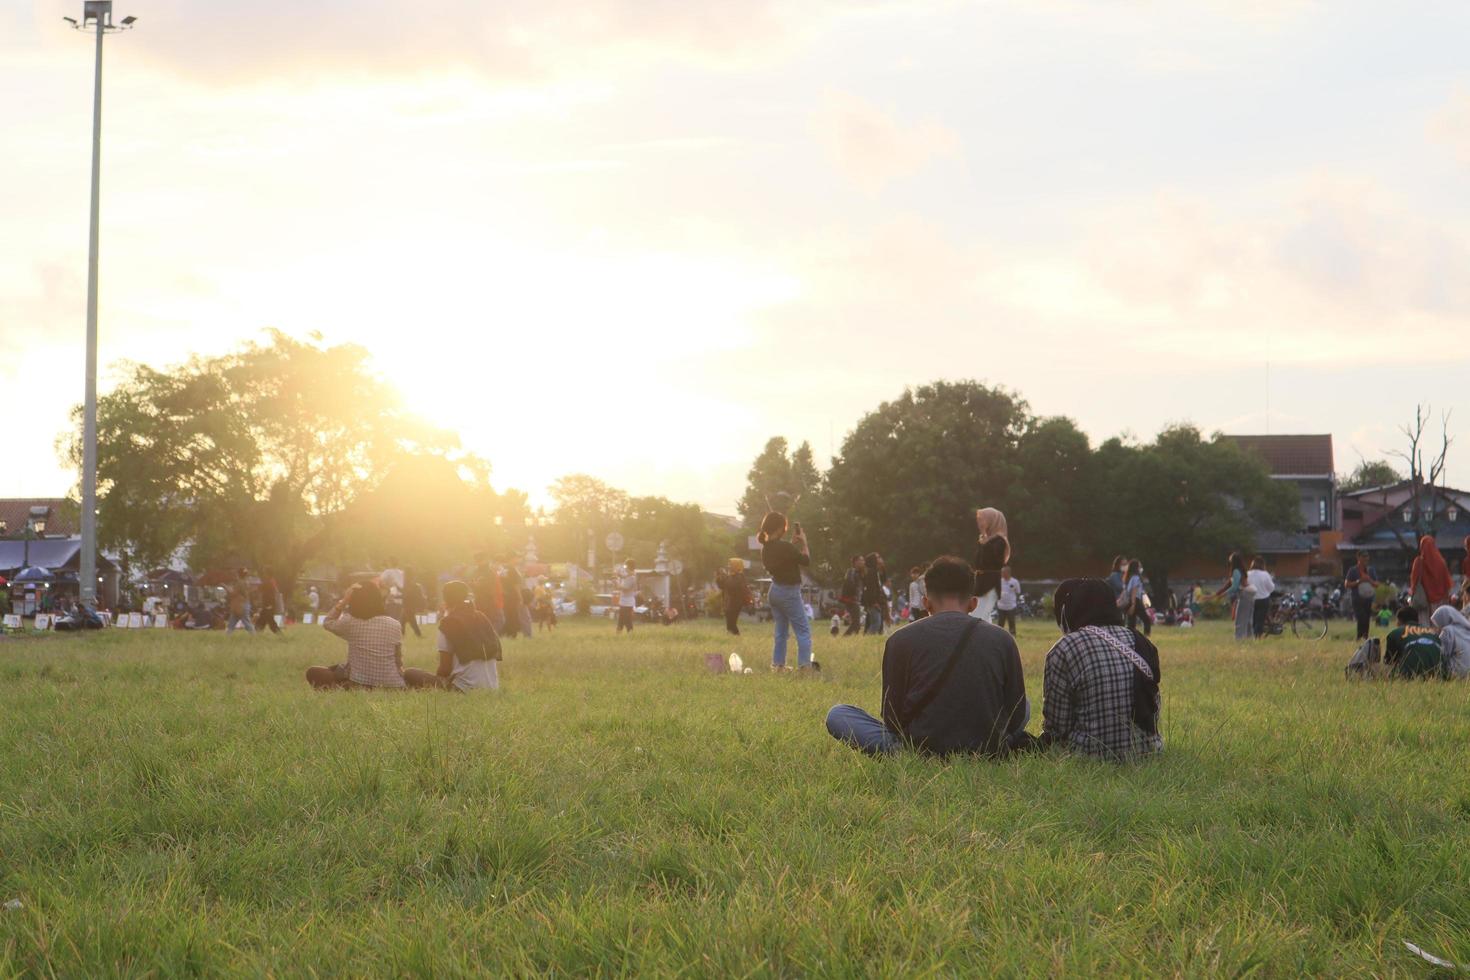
[1384,606,1445,679]
[825,555,1029,756]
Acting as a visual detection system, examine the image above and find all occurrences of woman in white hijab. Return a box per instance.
[1431,605,1470,679]
[971,508,1011,623]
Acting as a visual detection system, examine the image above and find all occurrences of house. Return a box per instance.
[0,498,78,538]
[1223,434,1337,577]
[1337,481,1470,582]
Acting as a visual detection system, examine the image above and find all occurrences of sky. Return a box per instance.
[4,0,1469,514]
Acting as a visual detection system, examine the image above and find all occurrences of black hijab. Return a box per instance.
[1053,577,1160,736]
[439,599,502,663]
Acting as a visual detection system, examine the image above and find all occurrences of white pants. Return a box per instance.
[970,591,997,622]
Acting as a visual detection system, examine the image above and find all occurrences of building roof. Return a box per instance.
[0,498,78,538]
[1226,435,1335,477]
[1251,530,1318,555]
[0,537,118,574]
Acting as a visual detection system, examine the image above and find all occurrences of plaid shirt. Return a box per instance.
[1042,625,1162,760]
[323,611,405,688]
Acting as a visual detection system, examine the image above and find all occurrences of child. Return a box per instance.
[830,611,842,637]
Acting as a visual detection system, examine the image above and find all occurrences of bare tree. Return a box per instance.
[1380,404,1454,553]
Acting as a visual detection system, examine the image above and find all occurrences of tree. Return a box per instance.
[340,453,524,586]
[1339,459,1401,493]
[1008,416,1095,572]
[550,474,630,566]
[61,330,455,590]
[1384,405,1454,551]
[824,381,1030,576]
[737,437,798,525]
[1092,425,1298,595]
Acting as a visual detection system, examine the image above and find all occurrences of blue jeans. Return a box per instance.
[768,583,812,668]
[826,704,900,754]
[227,603,255,634]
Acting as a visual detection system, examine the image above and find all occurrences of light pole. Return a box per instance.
[66,1,136,606]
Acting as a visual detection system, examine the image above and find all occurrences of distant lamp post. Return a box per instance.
[67,0,137,607]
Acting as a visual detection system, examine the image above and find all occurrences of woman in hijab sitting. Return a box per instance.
[972,508,1011,623]
[1411,535,1455,611]
[403,580,502,691]
[1431,605,1470,679]
[1041,578,1163,761]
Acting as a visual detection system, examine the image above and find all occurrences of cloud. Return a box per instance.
[1429,86,1470,166]
[754,174,1470,376]
[818,92,960,193]
[28,0,885,85]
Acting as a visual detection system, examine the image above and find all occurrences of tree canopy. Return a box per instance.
[1339,459,1401,493]
[757,381,1298,585]
[62,330,463,588]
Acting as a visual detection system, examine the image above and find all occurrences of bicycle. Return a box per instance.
[1263,592,1329,640]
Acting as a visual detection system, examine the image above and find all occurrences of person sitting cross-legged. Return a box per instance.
[1040,578,1163,761]
[306,581,406,690]
[825,555,1029,756]
[402,580,502,691]
[1384,606,1445,679]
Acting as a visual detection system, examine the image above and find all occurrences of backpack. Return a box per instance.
[1344,637,1380,679]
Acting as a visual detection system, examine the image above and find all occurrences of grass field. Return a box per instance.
[3,614,1470,975]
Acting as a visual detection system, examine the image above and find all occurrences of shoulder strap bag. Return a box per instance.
[902,618,982,730]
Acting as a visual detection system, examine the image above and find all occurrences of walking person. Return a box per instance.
[1106,556,1127,600]
[718,558,749,636]
[908,566,928,622]
[1120,560,1148,635]
[861,552,886,635]
[840,556,864,636]
[971,508,1010,623]
[501,559,529,640]
[1344,552,1378,641]
[226,568,255,635]
[1209,552,1254,642]
[395,568,423,638]
[996,565,1022,636]
[759,512,815,671]
[253,571,284,635]
[616,559,638,634]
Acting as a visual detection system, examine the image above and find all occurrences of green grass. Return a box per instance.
[2,615,1470,975]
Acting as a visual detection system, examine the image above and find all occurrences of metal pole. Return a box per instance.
[80,15,104,606]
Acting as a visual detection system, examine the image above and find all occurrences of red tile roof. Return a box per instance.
[1226,435,1335,477]
[0,498,78,538]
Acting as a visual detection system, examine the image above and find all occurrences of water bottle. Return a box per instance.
[728,652,743,674]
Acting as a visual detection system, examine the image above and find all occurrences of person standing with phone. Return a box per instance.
[759,512,815,671]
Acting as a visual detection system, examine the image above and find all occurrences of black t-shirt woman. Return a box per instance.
[758,512,815,670]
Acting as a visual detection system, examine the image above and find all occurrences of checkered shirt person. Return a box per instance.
[323,610,406,688]
[1042,624,1162,760]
